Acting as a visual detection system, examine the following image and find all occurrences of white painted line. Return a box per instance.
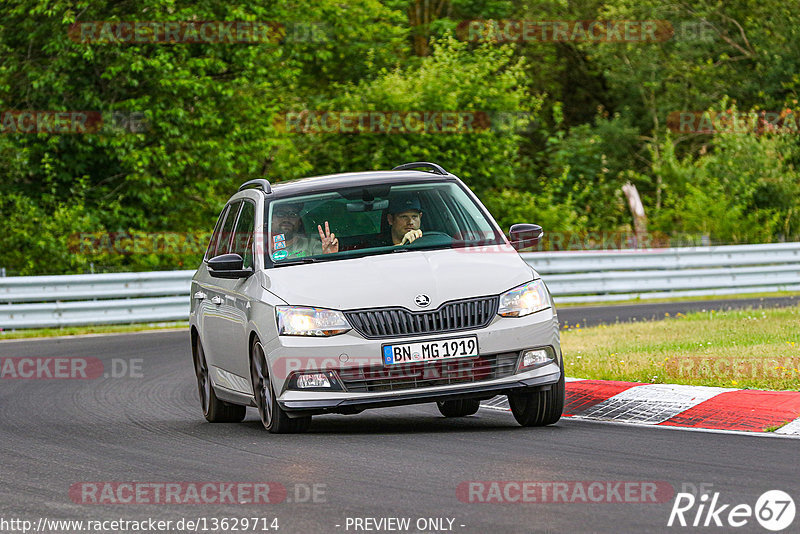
[481,404,511,412]
[579,384,737,425]
[480,377,583,410]
[565,415,800,439]
[477,404,800,439]
[775,417,800,435]
[481,397,510,409]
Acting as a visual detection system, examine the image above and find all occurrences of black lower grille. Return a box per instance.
[344,295,499,339]
[338,352,519,393]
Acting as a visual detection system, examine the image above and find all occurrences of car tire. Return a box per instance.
[193,337,246,423]
[436,399,481,417]
[507,363,565,427]
[250,338,311,434]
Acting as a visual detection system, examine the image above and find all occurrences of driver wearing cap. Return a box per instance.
[385,193,423,245]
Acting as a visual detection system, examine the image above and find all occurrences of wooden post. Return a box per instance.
[622,182,647,248]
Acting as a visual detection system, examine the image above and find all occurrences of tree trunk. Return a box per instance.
[407,0,449,56]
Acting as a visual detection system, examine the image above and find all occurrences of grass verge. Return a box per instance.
[0,322,189,341]
[561,306,800,390]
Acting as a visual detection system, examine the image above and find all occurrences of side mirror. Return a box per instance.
[208,253,253,279]
[508,223,543,251]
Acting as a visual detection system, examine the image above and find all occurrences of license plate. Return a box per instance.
[382,336,479,365]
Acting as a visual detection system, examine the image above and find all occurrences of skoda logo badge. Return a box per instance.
[415,294,431,308]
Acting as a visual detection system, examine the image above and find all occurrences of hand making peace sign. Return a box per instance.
[318,221,339,254]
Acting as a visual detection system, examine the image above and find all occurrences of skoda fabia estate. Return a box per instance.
[189,162,564,433]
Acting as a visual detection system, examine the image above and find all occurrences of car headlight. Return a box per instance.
[276,306,352,336]
[498,279,551,317]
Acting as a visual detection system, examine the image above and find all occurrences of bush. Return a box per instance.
[279,36,540,197]
[648,122,800,243]
[543,112,641,231]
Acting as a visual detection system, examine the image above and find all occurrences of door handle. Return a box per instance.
[194,291,207,300]
[211,296,223,305]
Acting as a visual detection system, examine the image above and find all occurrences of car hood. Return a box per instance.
[262,247,536,310]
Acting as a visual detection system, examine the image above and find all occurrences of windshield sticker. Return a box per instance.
[273,233,285,243]
[274,241,286,250]
[272,250,288,261]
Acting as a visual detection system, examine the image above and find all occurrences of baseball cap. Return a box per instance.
[387,193,422,214]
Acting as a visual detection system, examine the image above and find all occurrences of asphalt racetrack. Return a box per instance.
[557,294,800,327]
[1,299,799,533]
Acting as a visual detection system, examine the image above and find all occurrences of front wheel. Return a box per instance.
[250,338,311,434]
[437,399,481,417]
[193,337,246,423]
[507,367,565,427]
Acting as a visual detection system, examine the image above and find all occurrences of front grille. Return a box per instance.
[344,295,499,339]
[337,352,519,393]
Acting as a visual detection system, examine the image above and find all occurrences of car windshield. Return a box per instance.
[264,181,505,266]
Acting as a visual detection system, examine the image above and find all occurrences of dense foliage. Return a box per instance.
[1,0,798,274]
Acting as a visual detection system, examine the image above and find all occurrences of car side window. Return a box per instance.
[213,201,242,257]
[205,205,230,260]
[232,200,256,269]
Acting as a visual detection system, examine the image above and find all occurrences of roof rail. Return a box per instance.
[392,162,448,176]
[238,178,272,194]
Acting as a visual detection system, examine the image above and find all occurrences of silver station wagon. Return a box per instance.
[189,162,564,433]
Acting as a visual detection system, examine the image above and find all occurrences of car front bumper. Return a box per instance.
[277,363,561,415]
[263,306,562,415]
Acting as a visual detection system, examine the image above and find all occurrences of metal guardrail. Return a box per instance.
[3,297,189,329]
[522,242,800,303]
[0,272,194,329]
[523,242,800,273]
[0,270,194,303]
[1,243,799,329]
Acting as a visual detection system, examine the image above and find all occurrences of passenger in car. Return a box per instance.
[270,203,338,258]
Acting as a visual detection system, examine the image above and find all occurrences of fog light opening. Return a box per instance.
[297,372,332,389]
[520,348,553,370]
